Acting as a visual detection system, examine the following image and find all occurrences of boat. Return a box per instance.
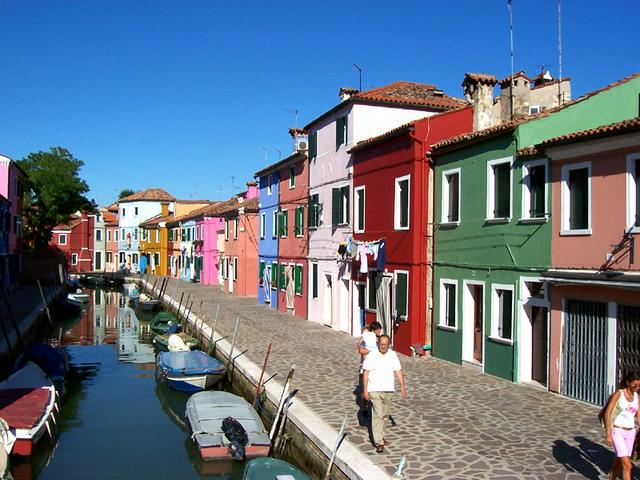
[15,344,68,395]
[67,289,90,304]
[185,391,270,461]
[149,312,179,335]
[156,350,225,393]
[153,332,199,352]
[243,457,312,480]
[0,362,58,456]
[134,293,161,311]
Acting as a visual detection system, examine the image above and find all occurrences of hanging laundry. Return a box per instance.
[347,237,353,254]
[376,240,387,272]
[338,243,347,255]
[359,244,368,274]
[372,243,380,260]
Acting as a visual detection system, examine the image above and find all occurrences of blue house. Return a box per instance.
[255,167,280,308]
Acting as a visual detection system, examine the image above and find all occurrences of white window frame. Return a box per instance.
[225,220,230,240]
[626,152,640,233]
[560,161,592,235]
[393,270,409,321]
[272,211,277,239]
[96,229,102,241]
[521,159,549,222]
[490,283,515,344]
[310,261,318,299]
[107,230,111,242]
[59,233,67,245]
[260,213,266,239]
[438,279,458,331]
[394,174,411,230]
[354,186,366,233]
[441,167,461,225]
[529,105,541,115]
[71,253,78,265]
[289,165,296,189]
[233,218,238,240]
[486,156,513,222]
[115,230,119,242]
[233,257,238,281]
[267,174,273,195]
[156,230,160,243]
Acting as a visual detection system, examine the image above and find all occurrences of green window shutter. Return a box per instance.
[309,132,317,159]
[332,188,341,225]
[279,264,286,289]
[342,186,350,224]
[259,261,265,281]
[308,196,315,228]
[295,265,303,295]
[282,211,288,237]
[312,263,318,298]
[336,116,346,148]
[395,273,408,318]
[271,263,277,286]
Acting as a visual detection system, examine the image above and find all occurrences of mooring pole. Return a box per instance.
[226,316,241,377]
[1,288,23,349]
[269,365,295,442]
[324,413,348,480]
[177,292,184,316]
[254,343,272,406]
[183,293,191,318]
[36,279,53,326]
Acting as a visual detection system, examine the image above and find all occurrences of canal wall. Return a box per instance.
[139,278,391,480]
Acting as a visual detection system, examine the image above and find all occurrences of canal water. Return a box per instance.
[8,287,254,479]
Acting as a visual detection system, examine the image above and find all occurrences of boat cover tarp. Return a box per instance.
[243,457,311,480]
[157,351,224,376]
[0,389,50,429]
[186,391,269,449]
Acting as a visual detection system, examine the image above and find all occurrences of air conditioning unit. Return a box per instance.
[296,140,308,151]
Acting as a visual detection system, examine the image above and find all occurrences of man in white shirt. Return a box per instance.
[362,334,406,453]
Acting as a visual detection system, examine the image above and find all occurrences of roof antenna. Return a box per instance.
[557,0,564,106]
[508,0,515,121]
[353,64,363,91]
[284,108,299,128]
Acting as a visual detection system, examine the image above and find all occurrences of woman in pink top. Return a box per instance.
[604,370,640,480]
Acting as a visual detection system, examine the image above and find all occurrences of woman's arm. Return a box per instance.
[604,390,621,445]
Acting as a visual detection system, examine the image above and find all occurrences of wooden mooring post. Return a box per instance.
[36,279,53,326]
[324,413,348,480]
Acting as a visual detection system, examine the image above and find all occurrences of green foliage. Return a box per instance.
[118,188,136,199]
[18,147,96,249]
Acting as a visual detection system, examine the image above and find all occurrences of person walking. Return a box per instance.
[604,370,640,480]
[362,334,406,453]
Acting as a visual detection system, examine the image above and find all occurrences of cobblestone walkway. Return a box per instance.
[146,276,636,479]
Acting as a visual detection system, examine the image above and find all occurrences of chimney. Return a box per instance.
[161,202,169,217]
[339,87,359,102]
[245,181,259,200]
[462,73,497,131]
[288,128,309,153]
[499,71,531,120]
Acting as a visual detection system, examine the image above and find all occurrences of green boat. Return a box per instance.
[242,458,311,480]
[149,311,179,335]
[152,332,199,352]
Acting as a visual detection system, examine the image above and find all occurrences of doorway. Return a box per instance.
[339,279,350,333]
[323,274,333,327]
[228,262,234,294]
[463,281,484,365]
[531,306,548,386]
[471,285,484,363]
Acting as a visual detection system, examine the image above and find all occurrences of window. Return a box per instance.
[71,253,78,265]
[626,153,640,231]
[134,207,138,216]
[121,228,125,240]
[272,211,278,238]
[394,175,410,230]
[107,230,112,242]
[233,218,238,240]
[354,186,365,233]
[279,263,286,291]
[271,262,278,288]
[141,229,147,241]
[106,252,113,263]
[133,228,138,240]
[308,193,320,228]
[289,166,296,188]
[366,270,377,310]
[491,285,514,342]
[561,162,591,234]
[332,186,349,226]
[154,253,159,267]
[522,161,547,220]
[311,262,318,298]
[156,230,160,243]
[59,233,67,245]
[96,229,102,241]
[439,280,457,329]
[442,168,460,224]
[168,229,173,241]
[294,206,304,237]
[233,257,238,281]
[122,208,126,217]
[294,264,303,295]
[336,115,348,149]
[115,230,119,242]
[225,220,230,240]
[259,261,265,284]
[487,158,512,220]
[260,213,266,239]
[529,105,541,115]
[309,131,318,160]
[394,271,409,321]
[132,253,138,264]
[267,174,273,195]
[279,210,288,238]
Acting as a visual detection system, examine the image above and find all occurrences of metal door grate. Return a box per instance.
[562,299,608,405]
[617,305,640,385]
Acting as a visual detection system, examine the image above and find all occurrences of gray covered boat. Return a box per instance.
[185,391,271,461]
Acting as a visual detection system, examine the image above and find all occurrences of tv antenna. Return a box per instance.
[353,64,363,91]
[284,108,299,128]
[261,146,268,164]
[274,148,282,160]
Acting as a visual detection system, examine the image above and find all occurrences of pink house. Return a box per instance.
[540,118,640,405]
[0,154,26,283]
[195,212,225,285]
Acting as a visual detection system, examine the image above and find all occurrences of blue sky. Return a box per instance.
[0,1,636,206]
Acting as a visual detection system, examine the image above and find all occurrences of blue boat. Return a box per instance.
[15,343,68,395]
[155,350,225,393]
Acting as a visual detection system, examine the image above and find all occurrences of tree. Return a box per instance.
[118,188,136,199]
[18,147,96,250]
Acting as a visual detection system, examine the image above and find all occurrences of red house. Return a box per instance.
[349,107,473,355]
[51,212,95,273]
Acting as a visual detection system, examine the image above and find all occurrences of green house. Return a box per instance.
[431,72,640,384]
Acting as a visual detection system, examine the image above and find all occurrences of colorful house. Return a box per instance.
[535,117,640,405]
[51,212,95,272]
[305,82,468,337]
[431,72,640,384]
[0,154,26,283]
[91,210,106,271]
[139,203,171,275]
[0,194,10,287]
[255,163,280,308]
[349,107,474,355]
[220,183,259,297]
[103,205,119,272]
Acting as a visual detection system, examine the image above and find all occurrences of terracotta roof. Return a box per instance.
[539,117,640,148]
[106,202,119,212]
[432,71,640,155]
[499,70,531,87]
[255,151,307,177]
[140,213,174,227]
[339,87,360,97]
[464,73,498,86]
[102,210,118,224]
[175,199,214,204]
[348,120,419,154]
[353,81,467,110]
[515,145,542,158]
[531,78,571,90]
[119,188,175,203]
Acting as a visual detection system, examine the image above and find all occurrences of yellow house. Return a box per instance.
[140,203,171,275]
